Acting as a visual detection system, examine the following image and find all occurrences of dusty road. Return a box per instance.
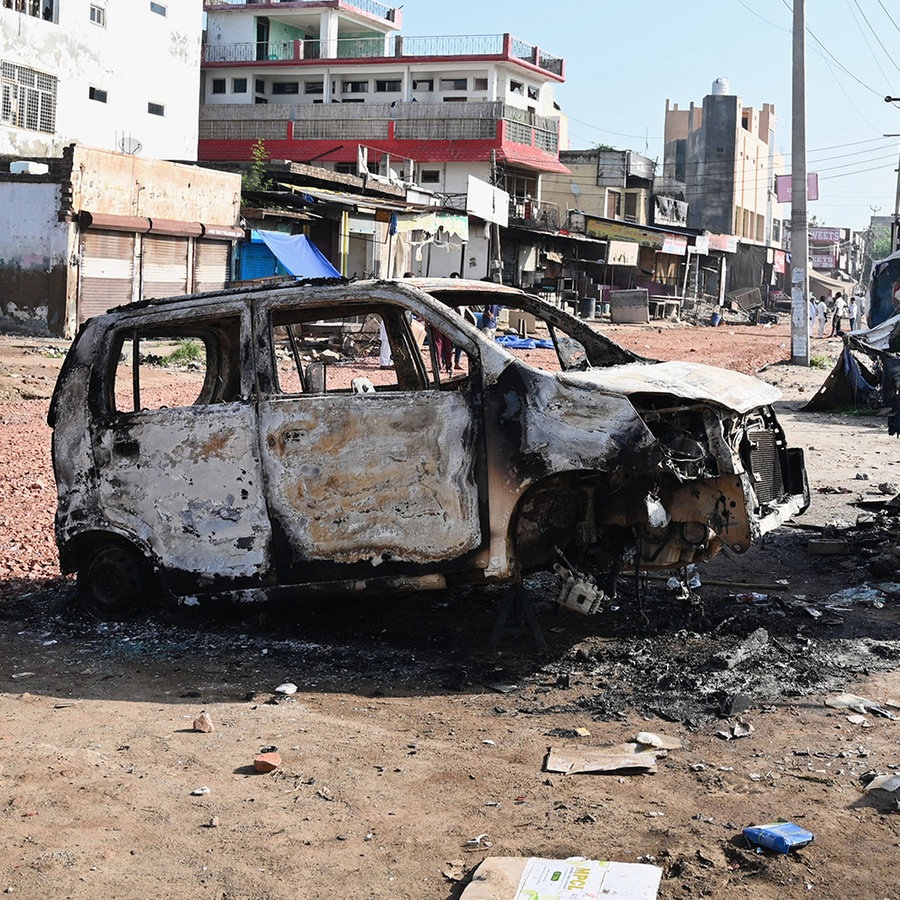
[2,322,900,900]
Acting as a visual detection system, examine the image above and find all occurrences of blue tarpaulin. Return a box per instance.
[257,231,341,278]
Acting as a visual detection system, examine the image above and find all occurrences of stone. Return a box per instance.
[254,751,282,773]
[193,711,214,733]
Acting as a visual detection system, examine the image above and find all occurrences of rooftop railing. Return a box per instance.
[203,32,564,76]
[205,0,398,19]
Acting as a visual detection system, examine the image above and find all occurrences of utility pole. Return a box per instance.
[790,0,810,366]
[884,133,900,254]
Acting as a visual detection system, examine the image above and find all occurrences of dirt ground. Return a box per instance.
[2,319,900,900]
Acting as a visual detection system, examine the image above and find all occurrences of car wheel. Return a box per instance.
[77,541,152,620]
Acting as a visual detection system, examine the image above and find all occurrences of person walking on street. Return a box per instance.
[816,295,828,338]
[829,292,846,337]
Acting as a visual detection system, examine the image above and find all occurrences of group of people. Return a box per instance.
[807,291,861,339]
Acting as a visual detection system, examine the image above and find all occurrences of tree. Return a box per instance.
[243,139,271,191]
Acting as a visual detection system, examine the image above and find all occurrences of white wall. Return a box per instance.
[1,1,202,160]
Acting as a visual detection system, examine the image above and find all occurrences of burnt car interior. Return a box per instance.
[423,287,645,373]
[106,317,242,415]
[269,301,474,394]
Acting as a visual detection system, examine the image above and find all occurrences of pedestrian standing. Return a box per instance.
[829,292,846,337]
[816,295,828,338]
[808,293,817,330]
[847,296,859,333]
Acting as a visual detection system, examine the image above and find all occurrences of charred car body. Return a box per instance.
[49,278,809,617]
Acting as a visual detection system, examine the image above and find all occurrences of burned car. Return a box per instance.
[49,278,808,618]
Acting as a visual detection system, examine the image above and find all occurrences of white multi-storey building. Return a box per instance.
[1,0,203,159]
[200,0,567,212]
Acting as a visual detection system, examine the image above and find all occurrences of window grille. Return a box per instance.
[0,62,57,133]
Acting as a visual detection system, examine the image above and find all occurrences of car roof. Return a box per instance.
[402,277,525,297]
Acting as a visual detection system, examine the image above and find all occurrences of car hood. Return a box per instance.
[556,360,781,414]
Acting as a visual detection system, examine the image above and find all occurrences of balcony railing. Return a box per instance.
[509,198,560,233]
[199,101,559,153]
[203,32,564,76]
[205,0,398,19]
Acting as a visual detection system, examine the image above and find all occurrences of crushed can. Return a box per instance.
[742,821,814,854]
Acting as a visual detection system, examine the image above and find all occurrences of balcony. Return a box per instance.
[203,33,564,78]
[509,198,560,233]
[205,0,399,21]
[199,101,558,152]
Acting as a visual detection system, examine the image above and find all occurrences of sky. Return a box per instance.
[401,0,900,233]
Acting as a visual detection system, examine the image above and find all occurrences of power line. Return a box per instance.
[877,0,900,32]
[849,0,900,78]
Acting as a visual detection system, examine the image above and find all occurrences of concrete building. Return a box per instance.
[541,148,658,229]
[663,79,783,246]
[1,0,203,160]
[0,144,243,336]
[199,0,568,255]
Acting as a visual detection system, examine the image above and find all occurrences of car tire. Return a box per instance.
[77,541,153,620]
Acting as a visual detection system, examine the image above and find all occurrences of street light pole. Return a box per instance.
[790,0,810,366]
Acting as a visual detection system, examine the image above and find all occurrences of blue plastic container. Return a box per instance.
[742,822,814,854]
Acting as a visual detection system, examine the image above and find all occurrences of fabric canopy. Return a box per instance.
[256,231,340,278]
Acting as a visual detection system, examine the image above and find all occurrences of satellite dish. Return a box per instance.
[117,136,143,155]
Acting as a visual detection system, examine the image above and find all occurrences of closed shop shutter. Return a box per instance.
[239,241,286,281]
[193,240,230,293]
[79,230,136,323]
[142,234,189,299]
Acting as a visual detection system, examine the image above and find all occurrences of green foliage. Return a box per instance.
[809,354,831,369]
[244,139,271,191]
[872,225,892,260]
[163,339,204,366]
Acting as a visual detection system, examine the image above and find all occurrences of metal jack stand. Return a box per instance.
[489,582,547,651]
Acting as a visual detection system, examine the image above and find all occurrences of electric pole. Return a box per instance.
[790,0,810,366]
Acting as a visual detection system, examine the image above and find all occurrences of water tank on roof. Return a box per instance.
[711,77,730,96]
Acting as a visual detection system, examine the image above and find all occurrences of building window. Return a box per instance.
[254,97,268,105]
[272,81,299,95]
[334,163,356,175]
[211,78,226,95]
[147,101,165,116]
[88,86,108,103]
[89,4,105,26]
[341,98,364,104]
[375,79,401,93]
[443,97,467,103]
[1,63,57,133]
[255,79,266,95]
[420,170,440,184]
[149,2,166,16]
[473,78,488,91]
[412,78,433,92]
[232,77,247,94]
[304,81,323,95]
[509,79,524,95]
[439,78,467,91]
[527,86,539,100]
[341,80,368,94]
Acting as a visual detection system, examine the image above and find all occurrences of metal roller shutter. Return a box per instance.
[142,234,189,299]
[78,230,136,323]
[193,240,230,293]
